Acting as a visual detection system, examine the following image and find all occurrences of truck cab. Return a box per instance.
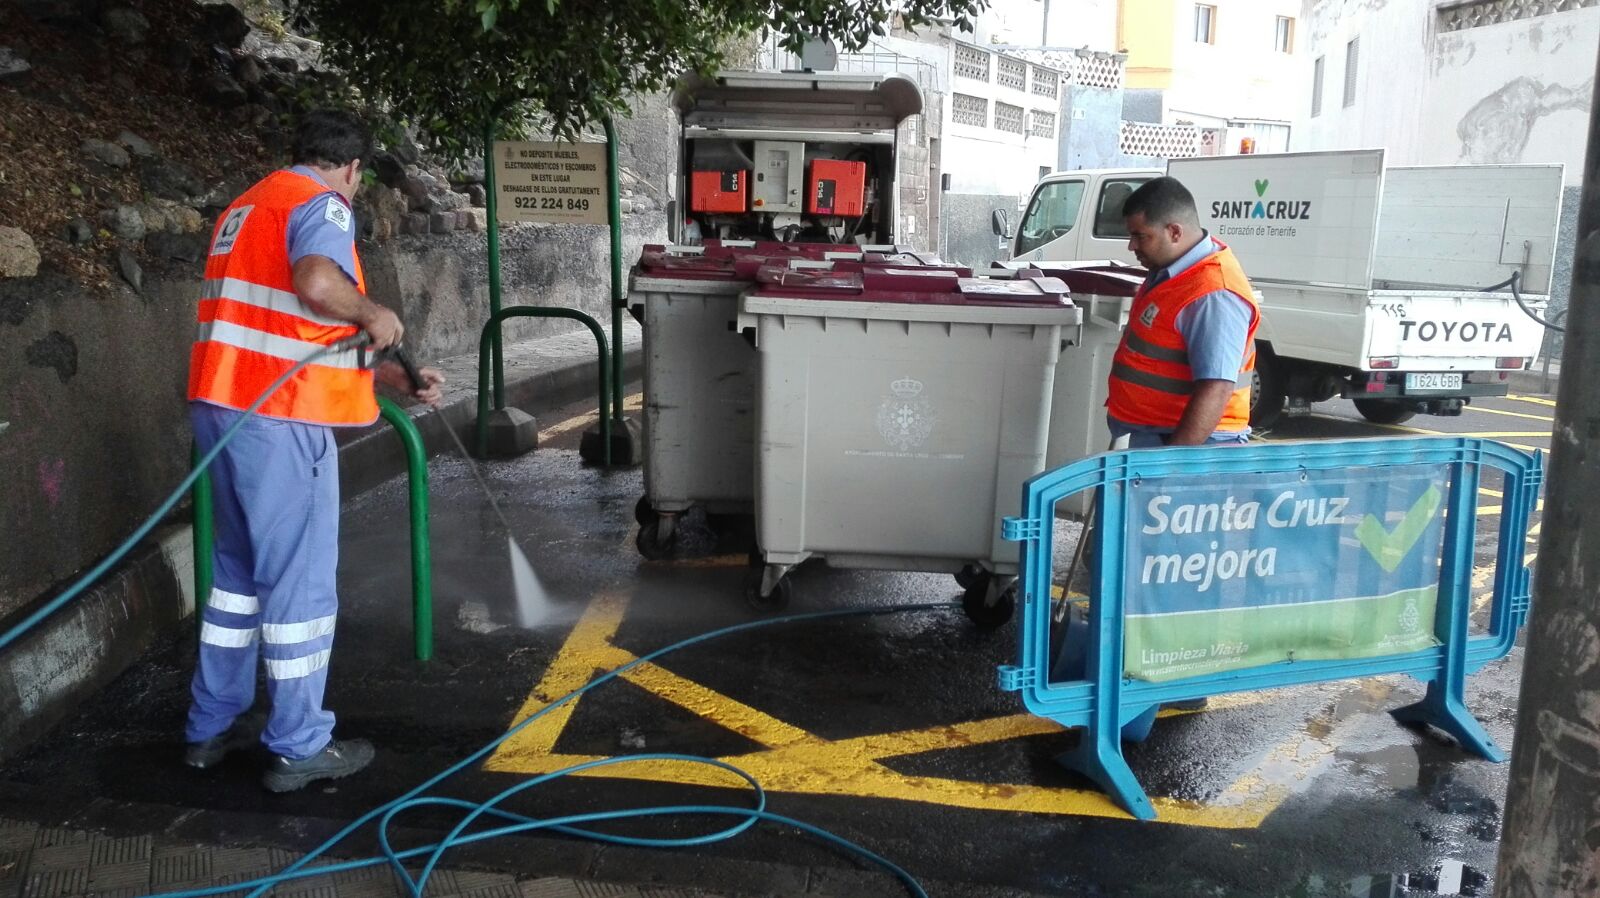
[1002,168,1158,266]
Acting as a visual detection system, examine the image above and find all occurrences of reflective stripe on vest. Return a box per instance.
[187,170,378,426]
[1106,242,1260,432]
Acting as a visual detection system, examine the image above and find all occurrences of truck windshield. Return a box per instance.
[1016,180,1086,255]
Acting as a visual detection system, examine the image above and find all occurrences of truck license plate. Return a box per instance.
[1406,373,1463,392]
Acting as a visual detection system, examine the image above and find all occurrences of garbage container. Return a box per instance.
[629,245,965,558]
[627,245,780,558]
[1030,265,1143,515]
[736,266,1082,626]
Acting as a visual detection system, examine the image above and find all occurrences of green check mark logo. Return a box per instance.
[1355,485,1443,572]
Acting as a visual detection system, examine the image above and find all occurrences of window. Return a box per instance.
[1311,56,1324,117]
[1016,180,1086,255]
[1031,67,1059,99]
[952,93,988,127]
[1344,38,1359,107]
[1275,16,1294,53]
[1194,4,1216,44]
[954,43,991,82]
[1029,109,1057,138]
[997,56,1027,91]
[1092,177,1154,239]
[995,101,1026,134]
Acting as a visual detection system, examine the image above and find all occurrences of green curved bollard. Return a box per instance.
[474,306,611,461]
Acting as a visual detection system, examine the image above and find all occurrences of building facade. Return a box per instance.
[1294,0,1597,356]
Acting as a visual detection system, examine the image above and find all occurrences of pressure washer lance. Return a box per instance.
[383,347,554,629]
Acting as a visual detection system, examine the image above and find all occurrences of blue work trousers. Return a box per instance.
[186,402,340,760]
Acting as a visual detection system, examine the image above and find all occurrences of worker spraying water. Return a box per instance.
[183,110,446,792]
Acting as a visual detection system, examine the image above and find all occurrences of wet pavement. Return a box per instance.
[0,392,1555,898]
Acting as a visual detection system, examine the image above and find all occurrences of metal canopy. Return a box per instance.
[673,70,924,134]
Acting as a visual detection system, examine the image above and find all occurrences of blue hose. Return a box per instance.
[0,336,947,898]
[134,602,949,898]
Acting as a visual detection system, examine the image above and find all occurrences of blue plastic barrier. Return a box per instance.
[998,437,1541,821]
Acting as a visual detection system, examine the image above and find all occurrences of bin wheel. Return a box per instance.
[635,519,677,560]
[1353,399,1418,425]
[954,564,983,590]
[743,568,793,612]
[962,577,1016,630]
[634,496,653,527]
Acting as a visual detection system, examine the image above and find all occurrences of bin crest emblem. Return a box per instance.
[877,377,937,451]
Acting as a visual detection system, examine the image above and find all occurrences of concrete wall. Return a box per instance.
[1060,84,1164,170]
[0,108,672,625]
[1122,88,1166,123]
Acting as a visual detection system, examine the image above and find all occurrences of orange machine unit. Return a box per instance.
[691,170,747,213]
[807,159,866,216]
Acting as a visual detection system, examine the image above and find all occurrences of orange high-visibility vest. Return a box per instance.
[188,170,378,426]
[1106,241,1260,433]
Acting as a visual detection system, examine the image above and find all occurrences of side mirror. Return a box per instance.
[991,209,1011,239]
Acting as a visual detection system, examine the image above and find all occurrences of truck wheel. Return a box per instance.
[1249,349,1286,429]
[1353,399,1417,425]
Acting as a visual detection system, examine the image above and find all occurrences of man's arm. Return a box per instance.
[1168,380,1237,445]
[291,255,403,349]
[1169,290,1254,445]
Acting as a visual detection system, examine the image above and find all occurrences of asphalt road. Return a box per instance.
[0,390,1557,898]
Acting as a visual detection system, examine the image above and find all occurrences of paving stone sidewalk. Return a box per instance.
[0,819,728,898]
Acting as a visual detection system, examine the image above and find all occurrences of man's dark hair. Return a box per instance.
[292,110,373,169]
[1122,176,1200,228]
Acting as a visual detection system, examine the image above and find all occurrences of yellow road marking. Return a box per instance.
[486,592,1299,827]
[1506,394,1557,407]
[1476,498,1544,518]
[1465,405,1554,424]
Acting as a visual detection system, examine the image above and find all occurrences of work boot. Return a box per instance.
[262,739,375,793]
[184,710,267,770]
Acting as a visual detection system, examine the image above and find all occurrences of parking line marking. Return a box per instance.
[1506,394,1557,407]
[485,591,1293,827]
[496,592,633,756]
[1466,405,1554,423]
[620,661,820,749]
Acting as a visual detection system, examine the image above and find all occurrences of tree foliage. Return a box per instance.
[295,0,986,159]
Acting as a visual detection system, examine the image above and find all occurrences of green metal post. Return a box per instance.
[476,306,610,458]
[377,397,433,661]
[484,121,506,409]
[190,443,213,624]
[604,117,625,426]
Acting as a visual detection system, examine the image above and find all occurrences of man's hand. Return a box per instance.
[360,305,404,350]
[376,361,445,406]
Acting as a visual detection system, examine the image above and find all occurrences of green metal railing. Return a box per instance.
[603,117,626,440]
[474,306,611,460]
[191,400,435,660]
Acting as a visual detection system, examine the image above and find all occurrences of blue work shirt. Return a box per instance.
[1108,232,1254,443]
[285,166,359,284]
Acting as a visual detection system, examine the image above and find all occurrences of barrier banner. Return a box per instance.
[1123,465,1449,681]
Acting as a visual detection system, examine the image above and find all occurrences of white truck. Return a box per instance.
[995,149,1562,426]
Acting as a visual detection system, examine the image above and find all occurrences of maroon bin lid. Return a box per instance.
[1027,264,1147,297]
[753,265,1072,308]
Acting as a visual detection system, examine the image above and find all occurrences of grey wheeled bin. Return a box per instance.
[629,245,966,559]
[1032,265,1143,515]
[627,245,772,559]
[735,266,1082,627]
